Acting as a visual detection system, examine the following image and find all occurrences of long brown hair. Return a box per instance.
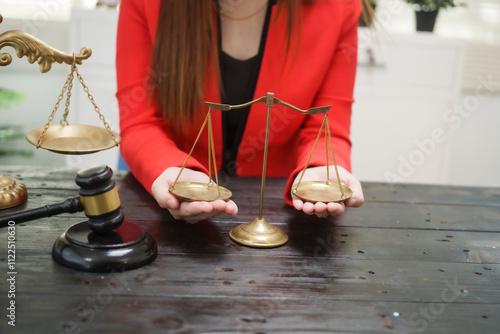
[151,0,372,132]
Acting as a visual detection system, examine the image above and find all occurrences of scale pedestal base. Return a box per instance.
[52,220,157,272]
[229,218,288,248]
[0,174,28,210]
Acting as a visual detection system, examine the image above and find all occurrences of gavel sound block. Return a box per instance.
[0,165,157,272]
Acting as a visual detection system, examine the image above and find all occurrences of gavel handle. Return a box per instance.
[0,197,83,227]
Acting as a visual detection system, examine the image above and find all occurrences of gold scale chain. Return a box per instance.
[36,55,118,148]
[37,64,73,147]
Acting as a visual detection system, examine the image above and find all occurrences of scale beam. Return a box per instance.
[0,14,91,73]
[205,96,331,115]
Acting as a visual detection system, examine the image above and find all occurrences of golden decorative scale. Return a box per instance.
[0,13,120,209]
[170,92,352,248]
[0,13,120,155]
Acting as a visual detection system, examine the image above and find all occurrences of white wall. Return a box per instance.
[448,95,500,188]
[351,30,466,186]
[365,0,500,188]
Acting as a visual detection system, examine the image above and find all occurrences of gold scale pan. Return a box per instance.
[169,92,352,248]
[0,13,121,155]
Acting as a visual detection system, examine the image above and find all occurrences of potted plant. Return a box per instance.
[0,88,32,159]
[404,0,465,32]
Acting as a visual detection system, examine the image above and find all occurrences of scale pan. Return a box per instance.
[169,182,232,202]
[26,124,121,154]
[292,181,352,203]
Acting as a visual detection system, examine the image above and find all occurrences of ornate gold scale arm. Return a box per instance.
[0,14,91,73]
[206,96,331,115]
[274,98,331,115]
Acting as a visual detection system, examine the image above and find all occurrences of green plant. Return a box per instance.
[0,88,26,109]
[405,0,466,11]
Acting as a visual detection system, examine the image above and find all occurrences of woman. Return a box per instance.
[116,0,365,223]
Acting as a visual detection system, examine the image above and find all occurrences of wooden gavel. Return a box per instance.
[0,165,123,232]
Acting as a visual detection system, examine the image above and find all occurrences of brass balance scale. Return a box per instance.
[0,13,352,251]
[169,93,353,248]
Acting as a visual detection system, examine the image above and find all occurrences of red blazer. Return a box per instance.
[116,0,360,205]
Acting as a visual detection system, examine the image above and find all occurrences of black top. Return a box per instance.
[218,2,273,176]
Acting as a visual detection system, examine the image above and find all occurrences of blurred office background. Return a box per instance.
[0,0,499,187]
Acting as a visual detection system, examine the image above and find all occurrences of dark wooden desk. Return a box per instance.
[0,166,499,333]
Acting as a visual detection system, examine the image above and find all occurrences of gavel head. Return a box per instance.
[75,165,124,233]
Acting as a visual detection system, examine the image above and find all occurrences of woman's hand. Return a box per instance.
[291,166,364,218]
[151,167,238,224]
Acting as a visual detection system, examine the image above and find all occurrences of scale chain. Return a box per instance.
[74,65,118,144]
[171,110,211,187]
[207,112,221,197]
[36,55,117,147]
[294,114,327,189]
[325,114,345,199]
[61,62,75,125]
[36,64,75,148]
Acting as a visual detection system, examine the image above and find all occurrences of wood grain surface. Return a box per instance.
[0,166,498,333]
